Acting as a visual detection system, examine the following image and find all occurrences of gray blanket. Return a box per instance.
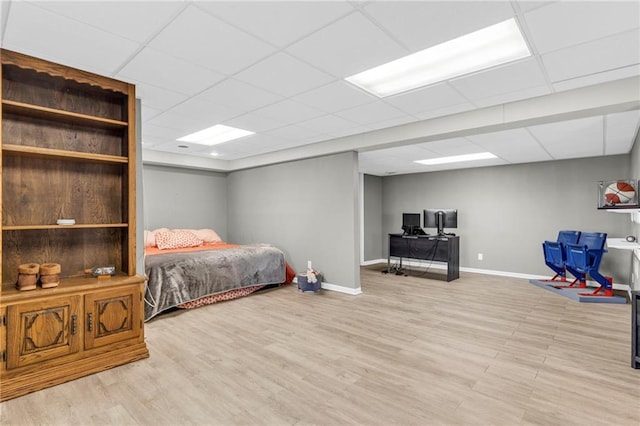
[144,244,286,320]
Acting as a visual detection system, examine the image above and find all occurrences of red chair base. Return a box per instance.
[578,277,614,297]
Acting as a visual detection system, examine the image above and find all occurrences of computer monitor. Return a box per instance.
[402,213,421,235]
[424,209,457,236]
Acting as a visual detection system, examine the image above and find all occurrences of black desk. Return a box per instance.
[388,233,460,281]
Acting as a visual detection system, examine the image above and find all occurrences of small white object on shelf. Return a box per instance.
[56,219,75,225]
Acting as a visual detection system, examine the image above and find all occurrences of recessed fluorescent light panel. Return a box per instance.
[346,18,530,97]
[177,124,254,146]
[415,152,497,165]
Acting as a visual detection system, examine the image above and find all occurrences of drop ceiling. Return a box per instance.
[1,1,639,176]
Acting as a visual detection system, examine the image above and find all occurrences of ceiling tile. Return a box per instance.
[198,78,283,112]
[252,99,325,127]
[221,139,293,160]
[286,11,407,77]
[142,123,188,145]
[276,135,327,149]
[384,82,471,116]
[2,2,140,76]
[31,1,185,43]
[211,133,289,159]
[223,113,285,134]
[416,157,507,173]
[297,114,360,135]
[0,2,9,46]
[466,128,553,163]
[140,105,163,123]
[552,64,640,92]
[524,1,640,54]
[386,144,438,159]
[514,1,556,13]
[471,85,551,109]
[449,58,549,102]
[415,137,483,156]
[364,1,514,52]
[132,80,189,111]
[234,52,335,98]
[148,5,276,75]
[197,1,354,48]
[3,0,638,173]
[414,103,476,121]
[528,116,604,159]
[146,112,204,135]
[265,124,323,143]
[605,110,640,155]
[327,125,371,139]
[542,29,640,83]
[365,115,419,132]
[164,97,244,128]
[292,80,377,113]
[151,141,213,156]
[116,47,225,96]
[335,101,407,125]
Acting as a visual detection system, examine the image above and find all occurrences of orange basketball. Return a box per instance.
[604,181,635,204]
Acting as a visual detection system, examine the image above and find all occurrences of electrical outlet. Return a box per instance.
[478,253,483,261]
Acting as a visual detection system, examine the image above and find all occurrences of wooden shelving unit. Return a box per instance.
[0,49,148,401]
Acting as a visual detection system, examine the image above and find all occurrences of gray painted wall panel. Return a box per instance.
[363,174,383,262]
[377,156,631,282]
[629,130,640,290]
[227,152,361,289]
[142,164,228,239]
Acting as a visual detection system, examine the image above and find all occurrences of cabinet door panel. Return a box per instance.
[6,296,81,369]
[84,286,141,349]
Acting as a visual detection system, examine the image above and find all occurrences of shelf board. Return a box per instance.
[3,223,128,231]
[2,144,128,164]
[603,209,640,213]
[2,99,128,129]
[1,274,146,300]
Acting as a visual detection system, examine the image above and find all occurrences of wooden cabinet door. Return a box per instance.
[84,285,142,350]
[6,296,81,369]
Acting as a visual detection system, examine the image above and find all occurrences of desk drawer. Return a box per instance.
[390,236,449,262]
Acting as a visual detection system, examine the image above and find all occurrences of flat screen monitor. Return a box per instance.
[424,209,457,236]
[402,213,421,235]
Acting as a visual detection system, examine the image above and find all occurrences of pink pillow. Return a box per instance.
[144,230,156,248]
[172,228,222,243]
[193,228,222,243]
[155,230,203,250]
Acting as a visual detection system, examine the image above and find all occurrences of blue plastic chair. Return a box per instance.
[564,232,613,296]
[542,230,581,282]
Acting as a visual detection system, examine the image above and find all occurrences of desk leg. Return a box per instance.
[447,259,459,281]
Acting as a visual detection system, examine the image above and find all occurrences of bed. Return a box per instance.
[144,228,295,321]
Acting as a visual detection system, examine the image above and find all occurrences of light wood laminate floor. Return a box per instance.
[1,266,639,425]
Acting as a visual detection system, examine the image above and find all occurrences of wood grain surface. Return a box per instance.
[1,266,638,425]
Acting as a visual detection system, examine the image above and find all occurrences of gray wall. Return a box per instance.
[630,129,640,236]
[370,155,631,282]
[629,130,640,290]
[363,174,383,262]
[142,164,228,240]
[227,152,361,290]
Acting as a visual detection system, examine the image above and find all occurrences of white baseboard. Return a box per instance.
[362,258,631,291]
[322,282,362,295]
[292,277,362,295]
